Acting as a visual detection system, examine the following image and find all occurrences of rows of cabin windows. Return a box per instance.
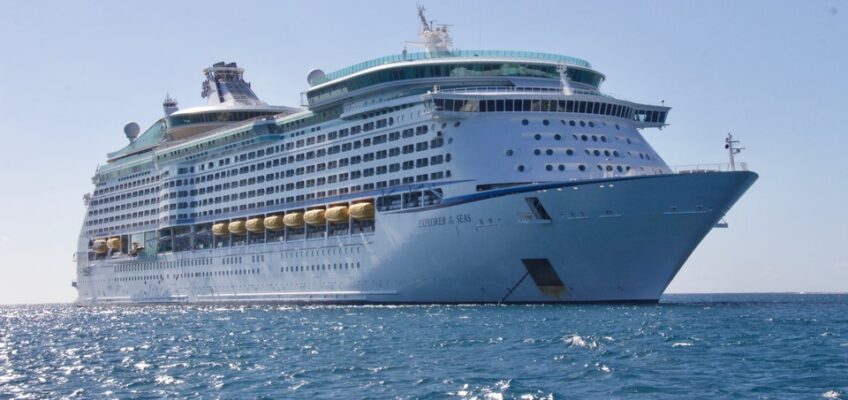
[282,262,360,273]
[115,268,260,282]
[184,161,450,209]
[187,120,419,175]
[89,121,433,232]
[113,263,366,282]
[163,169,450,221]
[164,143,448,202]
[175,128,437,195]
[157,124,447,216]
[433,98,667,124]
[93,172,158,196]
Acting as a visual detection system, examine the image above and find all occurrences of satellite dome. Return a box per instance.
[123,122,140,142]
[306,68,326,86]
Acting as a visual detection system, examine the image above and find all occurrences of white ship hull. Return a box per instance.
[75,171,756,305]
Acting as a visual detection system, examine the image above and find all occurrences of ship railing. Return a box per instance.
[434,86,605,96]
[671,162,748,174]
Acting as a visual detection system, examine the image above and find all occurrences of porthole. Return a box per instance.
[545,164,553,171]
[569,120,576,127]
[593,150,601,156]
[578,165,586,171]
[627,138,632,144]
[566,149,574,155]
[448,137,453,144]
[592,135,598,142]
[597,165,603,171]
[572,134,578,140]
[546,149,553,156]
[442,122,447,129]
[581,135,588,141]
[560,120,567,125]
[446,154,452,162]
[615,124,620,130]
[588,121,595,128]
[534,149,541,156]
[554,134,562,141]
[606,165,613,171]
[522,119,529,125]
[604,150,611,157]
[613,151,620,157]
[601,136,607,142]
[558,164,566,171]
[617,166,624,172]
[517,165,525,172]
[454,121,461,128]
[579,121,586,127]
[506,149,514,156]
[543,119,550,126]
[534,134,541,140]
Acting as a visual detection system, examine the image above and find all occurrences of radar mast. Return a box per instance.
[407,6,453,55]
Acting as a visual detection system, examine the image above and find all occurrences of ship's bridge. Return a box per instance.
[304,50,606,109]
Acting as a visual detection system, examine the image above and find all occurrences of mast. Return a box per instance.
[725,133,745,171]
[407,6,453,55]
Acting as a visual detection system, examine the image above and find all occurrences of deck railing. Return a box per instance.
[671,163,749,174]
[435,86,602,96]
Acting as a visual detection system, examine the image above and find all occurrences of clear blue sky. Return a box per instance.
[0,0,845,304]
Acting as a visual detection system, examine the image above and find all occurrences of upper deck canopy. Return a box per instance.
[310,50,593,87]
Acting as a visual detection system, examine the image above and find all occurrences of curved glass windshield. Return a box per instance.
[307,62,604,105]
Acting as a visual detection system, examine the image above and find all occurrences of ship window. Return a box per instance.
[505,99,514,112]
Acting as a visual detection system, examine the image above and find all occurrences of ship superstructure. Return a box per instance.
[73,9,756,304]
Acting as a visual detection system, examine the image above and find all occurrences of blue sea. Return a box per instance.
[1,294,846,399]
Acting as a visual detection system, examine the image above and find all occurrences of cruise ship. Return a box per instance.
[73,8,757,304]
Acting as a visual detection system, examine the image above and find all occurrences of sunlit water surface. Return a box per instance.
[1,294,846,399]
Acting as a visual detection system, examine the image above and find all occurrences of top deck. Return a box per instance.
[313,50,593,86]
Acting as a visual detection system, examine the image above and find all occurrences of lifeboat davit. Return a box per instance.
[106,237,122,250]
[92,239,108,254]
[283,212,305,228]
[246,217,265,233]
[304,209,326,226]
[264,215,285,231]
[212,222,229,236]
[350,202,375,220]
[228,220,246,235]
[325,206,349,223]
